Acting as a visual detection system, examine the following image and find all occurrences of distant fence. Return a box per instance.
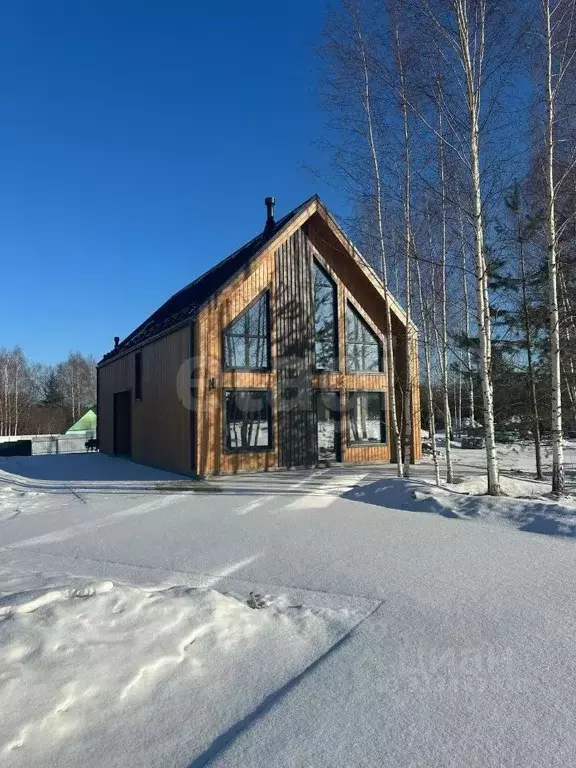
[0,431,95,456]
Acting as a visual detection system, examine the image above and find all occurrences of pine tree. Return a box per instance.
[43,370,63,406]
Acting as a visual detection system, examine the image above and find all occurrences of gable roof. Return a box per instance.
[100,194,410,364]
[100,195,318,363]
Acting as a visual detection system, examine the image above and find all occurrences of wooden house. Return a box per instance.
[97,195,421,476]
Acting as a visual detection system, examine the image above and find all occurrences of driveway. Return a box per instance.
[1,454,575,766]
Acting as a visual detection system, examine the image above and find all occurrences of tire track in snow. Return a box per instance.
[6,495,184,550]
[237,469,331,515]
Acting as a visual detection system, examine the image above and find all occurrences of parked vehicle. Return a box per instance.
[461,428,486,449]
[461,434,486,449]
[494,430,520,444]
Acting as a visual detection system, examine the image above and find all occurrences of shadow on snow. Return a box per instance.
[342,477,576,540]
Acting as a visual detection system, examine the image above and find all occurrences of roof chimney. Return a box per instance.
[264,196,275,233]
[114,336,120,349]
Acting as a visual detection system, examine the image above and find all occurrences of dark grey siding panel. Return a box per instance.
[275,227,317,467]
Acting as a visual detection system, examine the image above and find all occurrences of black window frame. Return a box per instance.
[345,302,384,374]
[312,259,339,372]
[347,390,387,445]
[222,290,271,372]
[223,388,274,453]
[134,351,143,401]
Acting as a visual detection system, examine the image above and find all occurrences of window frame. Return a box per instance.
[134,351,143,401]
[221,289,272,372]
[345,301,384,374]
[222,388,274,454]
[347,390,387,445]
[312,259,339,373]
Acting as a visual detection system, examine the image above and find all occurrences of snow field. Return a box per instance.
[1,450,576,765]
[0,569,362,768]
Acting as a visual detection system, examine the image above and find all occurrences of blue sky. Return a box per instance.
[0,1,342,364]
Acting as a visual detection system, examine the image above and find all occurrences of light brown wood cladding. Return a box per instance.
[195,246,278,476]
[275,228,316,467]
[99,203,420,477]
[98,326,191,475]
[195,222,399,475]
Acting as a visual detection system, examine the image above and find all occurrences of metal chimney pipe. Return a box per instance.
[264,196,275,228]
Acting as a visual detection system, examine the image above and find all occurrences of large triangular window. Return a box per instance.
[223,291,270,370]
[346,303,383,372]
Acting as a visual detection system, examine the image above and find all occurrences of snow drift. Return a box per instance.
[0,570,359,767]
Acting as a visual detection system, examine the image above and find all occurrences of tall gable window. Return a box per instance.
[313,261,338,370]
[346,303,383,372]
[223,291,270,370]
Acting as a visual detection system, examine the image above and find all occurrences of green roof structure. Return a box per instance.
[66,406,97,434]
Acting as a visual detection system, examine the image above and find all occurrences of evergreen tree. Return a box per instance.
[42,370,64,406]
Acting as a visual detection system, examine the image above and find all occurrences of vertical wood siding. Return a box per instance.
[195,248,278,476]
[98,326,191,475]
[275,228,317,467]
[99,209,420,477]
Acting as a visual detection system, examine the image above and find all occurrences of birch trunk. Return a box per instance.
[459,210,475,426]
[356,19,403,476]
[454,0,500,494]
[544,0,565,495]
[396,20,413,478]
[517,208,543,480]
[437,83,454,483]
[559,271,576,423]
[417,254,441,484]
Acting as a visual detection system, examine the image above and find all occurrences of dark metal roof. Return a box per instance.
[100,195,318,363]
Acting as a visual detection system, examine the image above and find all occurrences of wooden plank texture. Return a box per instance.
[275,228,316,467]
[99,209,420,477]
[98,326,191,475]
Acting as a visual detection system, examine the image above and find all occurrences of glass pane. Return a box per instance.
[225,390,271,450]
[245,296,268,337]
[362,344,380,372]
[348,393,384,443]
[346,307,361,343]
[313,263,337,370]
[224,336,246,368]
[315,338,335,370]
[346,305,382,372]
[317,391,338,460]
[248,338,268,369]
[224,294,269,369]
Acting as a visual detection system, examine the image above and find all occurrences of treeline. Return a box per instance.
[0,348,96,436]
[322,0,576,494]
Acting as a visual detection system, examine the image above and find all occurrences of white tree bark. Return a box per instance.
[459,210,475,426]
[544,0,565,495]
[416,246,441,485]
[453,0,500,494]
[437,80,454,483]
[354,14,404,476]
[395,16,414,478]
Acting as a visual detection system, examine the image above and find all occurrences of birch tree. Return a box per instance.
[541,0,576,495]
[406,0,508,494]
[357,15,404,475]
[417,207,442,484]
[393,4,415,477]
[323,0,404,474]
[459,209,476,426]
[436,77,454,482]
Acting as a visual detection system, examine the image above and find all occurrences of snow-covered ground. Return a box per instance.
[1,570,361,768]
[1,450,576,766]
[391,438,576,536]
